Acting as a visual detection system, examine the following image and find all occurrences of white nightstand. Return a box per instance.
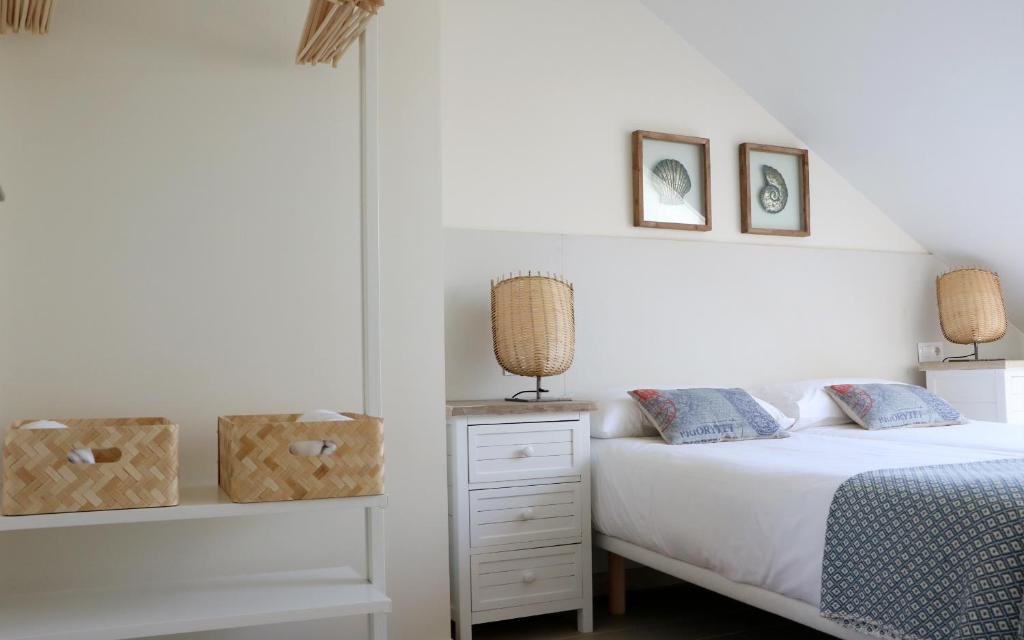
[446,400,595,640]
[921,360,1024,423]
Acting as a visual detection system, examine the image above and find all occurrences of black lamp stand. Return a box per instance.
[506,376,570,403]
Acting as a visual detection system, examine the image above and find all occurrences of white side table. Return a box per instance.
[921,360,1024,423]
[446,400,595,640]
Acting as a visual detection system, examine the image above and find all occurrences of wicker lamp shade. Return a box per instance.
[936,267,1007,355]
[491,274,574,400]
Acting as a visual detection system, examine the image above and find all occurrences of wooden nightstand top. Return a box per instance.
[446,399,597,417]
[919,360,1024,372]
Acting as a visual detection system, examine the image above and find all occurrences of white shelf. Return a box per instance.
[0,566,390,640]
[0,486,387,532]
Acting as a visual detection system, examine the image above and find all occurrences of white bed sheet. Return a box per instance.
[591,425,1024,607]
[802,419,1024,455]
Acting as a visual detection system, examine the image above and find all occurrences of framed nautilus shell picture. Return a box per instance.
[739,143,810,237]
[632,130,711,231]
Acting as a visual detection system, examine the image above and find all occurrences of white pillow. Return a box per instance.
[590,395,655,438]
[750,378,902,429]
[752,397,796,431]
[590,387,795,438]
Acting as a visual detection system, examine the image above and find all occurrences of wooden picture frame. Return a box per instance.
[739,143,810,237]
[632,130,712,232]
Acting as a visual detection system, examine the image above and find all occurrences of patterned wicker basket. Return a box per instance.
[2,417,179,516]
[218,413,384,504]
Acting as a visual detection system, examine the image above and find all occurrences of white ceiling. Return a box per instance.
[642,0,1024,324]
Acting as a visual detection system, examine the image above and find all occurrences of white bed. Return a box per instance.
[591,420,1024,638]
[801,419,1024,454]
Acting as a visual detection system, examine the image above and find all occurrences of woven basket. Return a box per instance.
[936,267,1007,345]
[2,417,179,516]
[218,413,384,504]
[491,274,575,377]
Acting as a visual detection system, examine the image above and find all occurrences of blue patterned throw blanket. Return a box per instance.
[821,459,1024,640]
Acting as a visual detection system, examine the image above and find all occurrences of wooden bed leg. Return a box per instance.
[608,551,626,615]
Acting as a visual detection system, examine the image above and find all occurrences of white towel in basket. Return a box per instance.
[297,410,352,423]
[21,420,96,464]
[289,410,352,456]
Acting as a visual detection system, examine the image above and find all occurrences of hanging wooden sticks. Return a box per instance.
[296,0,382,67]
[0,0,55,35]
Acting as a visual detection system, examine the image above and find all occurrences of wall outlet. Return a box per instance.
[501,367,515,376]
[918,342,945,363]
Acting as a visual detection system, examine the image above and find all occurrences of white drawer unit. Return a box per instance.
[471,545,583,612]
[470,483,582,548]
[468,422,583,483]
[922,361,1024,423]
[447,401,595,640]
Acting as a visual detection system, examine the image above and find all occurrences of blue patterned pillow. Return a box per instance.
[824,383,966,430]
[628,388,788,445]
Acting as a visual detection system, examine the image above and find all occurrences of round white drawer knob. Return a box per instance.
[518,508,534,521]
[521,570,536,584]
[519,445,535,458]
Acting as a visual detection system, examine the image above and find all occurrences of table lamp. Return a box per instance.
[936,267,1007,361]
[491,273,575,402]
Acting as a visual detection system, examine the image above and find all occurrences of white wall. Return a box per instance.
[0,0,364,487]
[446,229,1024,401]
[440,0,1022,402]
[440,0,925,254]
[640,0,1024,326]
[0,2,449,639]
[378,0,451,638]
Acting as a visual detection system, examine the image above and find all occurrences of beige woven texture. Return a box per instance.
[2,417,179,516]
[0,0,54,35]
[296,0,383,67]
[491,274,575,378]
[936,267,1008,345]
[218,413,384,504]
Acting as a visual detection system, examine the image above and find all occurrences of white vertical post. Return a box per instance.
[360,18,382,419]
[361,18,386,640]
[576,414,594,632]
[366,505,387,639]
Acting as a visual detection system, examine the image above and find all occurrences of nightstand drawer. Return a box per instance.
[468,422,582,483]
[1008,376,1024,399]
[930,370,999,403]
[471,545,582,612]
[470,483,581,548]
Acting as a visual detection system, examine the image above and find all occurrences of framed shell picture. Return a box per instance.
[739,143,810,237]
[632,130,711,231]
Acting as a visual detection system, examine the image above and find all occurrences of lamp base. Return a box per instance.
[505,375,569,403]
[943,341,1005,362]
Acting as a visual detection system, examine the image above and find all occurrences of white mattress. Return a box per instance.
[591,421,1024,607]
[802,419,1024,454]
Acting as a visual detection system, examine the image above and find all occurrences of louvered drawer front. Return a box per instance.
[470,483,581,548]
[471,545,582,612]
[468,422,581,483]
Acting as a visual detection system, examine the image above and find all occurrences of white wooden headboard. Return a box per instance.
[444,228,1023,400]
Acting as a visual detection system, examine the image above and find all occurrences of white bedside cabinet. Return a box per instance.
[446,400,596,640]
[921,360,1024,423]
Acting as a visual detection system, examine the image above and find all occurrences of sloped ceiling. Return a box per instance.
[642,0,1024,324]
